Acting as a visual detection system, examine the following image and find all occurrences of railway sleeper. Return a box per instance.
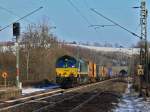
[33,93,83,112]
[70,91,102,112]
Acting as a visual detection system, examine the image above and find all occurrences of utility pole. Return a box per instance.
[140,0,148,96]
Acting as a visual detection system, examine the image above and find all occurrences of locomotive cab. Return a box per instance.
[55,55,79,88]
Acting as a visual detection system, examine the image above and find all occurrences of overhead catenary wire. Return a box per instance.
[84,0,91,10]
[89,25,116,28]
[91,8,142,39]
[0,5,34,24]
[0,6,43,32]
[82,0,99,25]
[0,5,19,17]
[67,0,91,25]
[82,0,116,36]
[67,0,103,38]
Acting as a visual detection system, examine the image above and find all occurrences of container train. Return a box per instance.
[55,55,114,88]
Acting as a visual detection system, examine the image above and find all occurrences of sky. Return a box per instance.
[0,0,149,47]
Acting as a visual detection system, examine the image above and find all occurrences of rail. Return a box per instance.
[0,78,118,112]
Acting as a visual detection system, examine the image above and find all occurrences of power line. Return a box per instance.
[68,0,105,37]
[83,0,90,9]
[82,0,99,25]
[67,0,107,38]
[0,5,18,17]
[91,8,142,39]
[0,6,43,32]
[82,0,116,36]
[0,5,33,24]
[67,0,91,25]
[89,25,116,28]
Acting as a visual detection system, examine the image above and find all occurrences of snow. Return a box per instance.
[22,85,60,95]
[114,82,150,112]
[68,44,140,55]
[22,88,46,95]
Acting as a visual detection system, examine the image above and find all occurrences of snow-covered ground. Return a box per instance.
[22,85,60,95]
[114,82,150,112]
[22,88,46,95]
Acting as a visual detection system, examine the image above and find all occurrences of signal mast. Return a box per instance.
[140,0,148,95]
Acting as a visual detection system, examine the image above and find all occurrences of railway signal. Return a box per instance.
[11,7,43,88]
[13,22,21,88]
[13,22,20,36]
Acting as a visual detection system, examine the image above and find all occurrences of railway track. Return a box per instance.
[0,89,63,111]
[34,90,100,112]
[33,91,119,112]
[0,78,119,112]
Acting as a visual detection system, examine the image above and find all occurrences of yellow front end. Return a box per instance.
[56,68,78,77]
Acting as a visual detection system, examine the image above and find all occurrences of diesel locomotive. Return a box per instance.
[55,55,110,88]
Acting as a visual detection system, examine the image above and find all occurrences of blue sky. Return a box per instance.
[0,0,149,47]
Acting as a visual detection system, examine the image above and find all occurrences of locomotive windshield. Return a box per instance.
[56,56,77,68]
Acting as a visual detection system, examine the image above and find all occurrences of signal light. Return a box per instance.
[13,22,20,36]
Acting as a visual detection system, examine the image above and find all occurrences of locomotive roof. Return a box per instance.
[57,55,89,64]
[57,55,76,60]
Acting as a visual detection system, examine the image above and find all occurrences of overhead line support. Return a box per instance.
[91,8,142,39]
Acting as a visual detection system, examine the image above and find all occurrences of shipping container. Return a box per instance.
[100,66,108,78]
[88,62,96,82]
[78,59,89,84]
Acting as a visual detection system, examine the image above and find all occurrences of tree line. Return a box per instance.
[0,20,130,85]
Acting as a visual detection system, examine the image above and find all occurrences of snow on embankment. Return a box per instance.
[22,84,60,95]
[68,44,140,55]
